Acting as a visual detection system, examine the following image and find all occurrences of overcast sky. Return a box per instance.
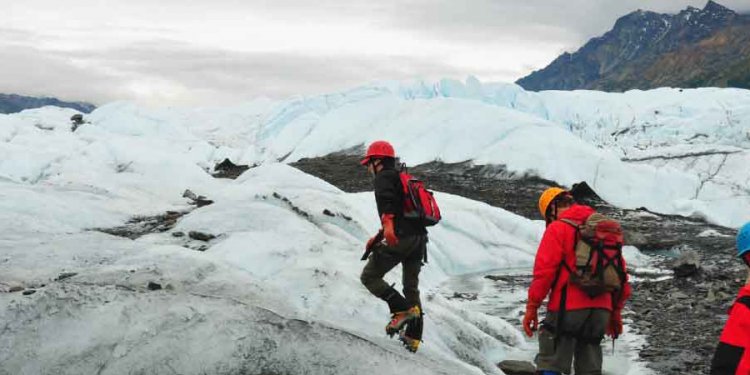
[4,0,750,106]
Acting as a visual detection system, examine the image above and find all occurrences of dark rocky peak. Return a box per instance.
[516,1,749,91]
[608,9,673,48]
[703,0,735,16]
[677,6,702,20]
[692,1,737,27]
[608,1,739,49]
[667,1,738,43]
[674,1,736,27]
[612,9,667,30]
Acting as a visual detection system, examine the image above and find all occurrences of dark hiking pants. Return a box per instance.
[535,308,611,375]
[360,235,427,310]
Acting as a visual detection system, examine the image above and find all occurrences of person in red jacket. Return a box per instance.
[523,187,631,375]
[710,221,750,374]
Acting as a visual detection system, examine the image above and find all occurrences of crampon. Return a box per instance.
[385,305,421,337]
[398,331,420,353]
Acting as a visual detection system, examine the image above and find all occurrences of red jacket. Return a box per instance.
[528,204,631,312]
[711,284,750,375]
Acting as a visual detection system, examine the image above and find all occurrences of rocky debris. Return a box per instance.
[0,282,24,293]
[212,158,252,179]
[497,360,536,375]
[484,275,532,284]
[627,245,743,375]
[147,282,162,291]
[172,231,185,237]
[182,189,214,207]
[188,231,216,242]
[268,192,312,221]
[449,292,478,301]
[322,209,352,221]
[115,162,133,173]
[55,272,78,281]
[290,152,740,375]
[671,250,701,278]
[407,160,556,220]
[295,152,736,251]
[70,114,87,132]
[569,182,735,253]
[94,210,189,239]
[292,151,372,193]
[22,289,36,296]
[34,123,55,131]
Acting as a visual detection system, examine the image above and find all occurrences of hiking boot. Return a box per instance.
[385,305,421,336]
[399,331,420,353]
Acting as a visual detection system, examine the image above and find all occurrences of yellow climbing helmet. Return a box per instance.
[538,187,568,219]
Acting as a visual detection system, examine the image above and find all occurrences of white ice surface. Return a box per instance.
[3,78,739,374]
[0,151,542,375]
[14,78,744,227]
[0,155,652,374]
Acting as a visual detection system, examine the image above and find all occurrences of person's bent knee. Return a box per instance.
[360,270,373,288]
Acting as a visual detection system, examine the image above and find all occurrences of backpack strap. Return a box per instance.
[559,218,579,228]
[559,218,596,272]
[737,296,750,309]
[547,219,580,341]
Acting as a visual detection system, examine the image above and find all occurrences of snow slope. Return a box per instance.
[45,78,750,227]
[0,104,657,374]
[3,78,744,374]
[0,162,538,374]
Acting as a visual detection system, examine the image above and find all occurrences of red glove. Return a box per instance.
[381,214,399,247]
[607,309,623,338]
[522,301,539,337]
[366,229,383,250]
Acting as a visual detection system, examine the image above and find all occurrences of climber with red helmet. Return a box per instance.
[710,222,750,374]
[359,140,428,353]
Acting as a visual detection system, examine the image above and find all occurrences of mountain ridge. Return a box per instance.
[0,93,95,114]
[516,1,750,91]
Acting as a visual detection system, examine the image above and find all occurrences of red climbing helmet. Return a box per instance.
[360,140,395,165]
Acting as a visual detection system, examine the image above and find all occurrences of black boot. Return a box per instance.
[380,287,409,313]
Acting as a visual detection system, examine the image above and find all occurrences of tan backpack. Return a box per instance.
[560,213,626,297]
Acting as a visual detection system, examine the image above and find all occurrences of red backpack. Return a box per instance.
[399,169,441,227]
[560,213,626,297]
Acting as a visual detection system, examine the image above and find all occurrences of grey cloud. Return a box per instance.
[357,0,750,76]
[6,39,505,105]
[380,0,750,47]
[0,45,121,104]
[4,0,749,105]
[93,41,507,97]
